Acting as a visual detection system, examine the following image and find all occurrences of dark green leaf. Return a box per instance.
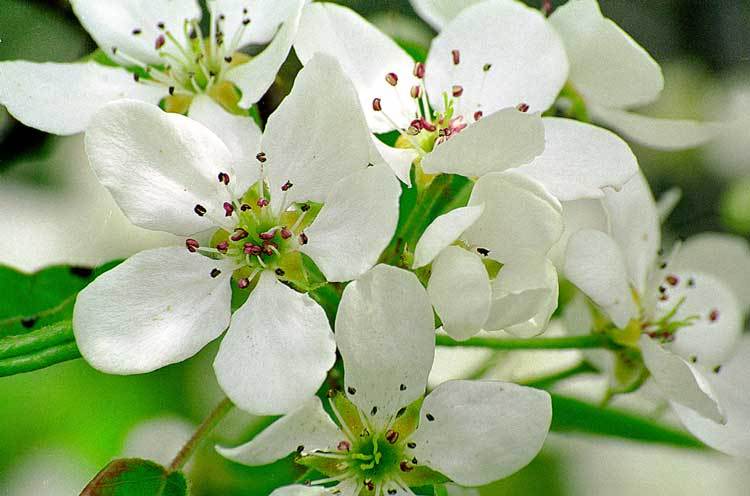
[81,458,188,496]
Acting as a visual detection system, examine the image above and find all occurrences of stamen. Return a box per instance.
[709,309,719,322]
[410,85,422,99]
[216,241,229,253]
[132,28,142,35]
[452,85,464,97]
[413,62,425,79]
[337,440,351,452]
[474,110,483,121]
[185,238,200,252]
[256,152,267,163]
[259,230,276,240]
[223,202,235,217]
[231,228,248,241]
[385,430,399,444]
[280,228,293,239]
[237,277,250,289]
[281,181,293,192]
[385,72,398,86]
[194,204,207,216]
[665,274,679,286]
[210,268,222,278]
[516,102,530,112]
[372,98,383,112]
[451,49,461,65]
[244,243,262,255]
[155,34,166,50]
[256,198,269,208]
[299,233,309,245]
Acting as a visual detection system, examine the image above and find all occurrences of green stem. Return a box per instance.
[0,321,74,359]
[523,361,598,389]
[0,341,81,377]
[168,396,234,472]
[435,333,618,350]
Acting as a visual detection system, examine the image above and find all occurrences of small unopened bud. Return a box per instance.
[410,85,422,99]
[474,110,483,121]
[155,34,166,50]
[237,277,250,289]
[231,228,248,241]
[413,62,425,79]
[280,228,293,239]
[451,49,460,65]
[452,85,463,97]
[516,102,530,112]
[385,72,398,86]
[223,202,235,217]
[185,239,199,252]
[372,98,382,111]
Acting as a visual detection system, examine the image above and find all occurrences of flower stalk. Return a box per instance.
[168,396,234,472]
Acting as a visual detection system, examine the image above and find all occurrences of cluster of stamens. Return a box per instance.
[371,50,529,156]
[112,5,254,98]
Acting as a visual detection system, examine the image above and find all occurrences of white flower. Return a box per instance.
[0,0,306,135]
[218,264,552,494]
[408,0,723,151]
[562,171,750,438]
[72,54,401,416]
[414,172,563,340]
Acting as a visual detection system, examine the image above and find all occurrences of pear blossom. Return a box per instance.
[0,0,305,135]
[73,54,401,415]
[218,265,552,494]
[408,0,723,151]
[562,171,750,438]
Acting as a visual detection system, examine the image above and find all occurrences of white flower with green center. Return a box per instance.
[410,0,723,151]
[218,265,552,495]
[72,54,401,415]
[562,171,750,441]
[0,0,305,135]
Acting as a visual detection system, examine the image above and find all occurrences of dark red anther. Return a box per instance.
[256,198,269,208]
[372,98,382,112]
[210,268,222,278]
[413,62,425,79]
[385,72,398,86]
[542,0,553,17]
[281,181,293,192]
[410,85,422,99]
[516,102,530,112]
[237,277,250,289]
[451,49,461,65]
[194,204,207,216]
[299,232,309,245]
[452,85,464,97]
[280,228,292,239]
[709,309,719,322]
[666,275,679,286]
[474,110,483,121]
[185,239,199,252]
[400,461,413,472]
[409,119,423,131]
[223,202,235,217]
[216,240,229,253]
[364,480,375,491]
[218,172,230,185]
[419,118,436,132]
[256,152,267,163]
[155,34,166,50]
[231,228,248,241]
[244,243,262,255]
[259,230,276,240]
[263,244,275,256]
[337,440,351,452]
[240,203,252,211]
[386,429,399,444]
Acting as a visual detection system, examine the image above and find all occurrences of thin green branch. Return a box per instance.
[168,396,234,472]
[435,333,618,350]
[0,320,75,359]
[0,341,80,377]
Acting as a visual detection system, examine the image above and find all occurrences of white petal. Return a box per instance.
[409,0,483,30]
[211,0,302,46]
[563,229,636,328]
[656,271,742,369]
[656,187,682,223]
[673,336,750,457]
[462,172,563,262]
[294,3,418,132]
[214,272,336,415]
[670,233,750,313]
[549,0,663,108]
[445,485,480,496]
[216,397,341,465]
[547,198,608,269]
[270,486,330,496]
[421,108,545,177]
[262,53,373,211]
[413,205,484,269]
[301,165,400,282]
[85,100,235,235]
[0,61,163,135]
[187,95,262,195]
[424,0,568,116]
[516,117,638,201]
[70,0,201,66]
[369,137,416,186]
[224,0,304,109]
[335,265,435,426]
[486,256,558,337]
[602,172,660,294]
[410,380,552,486]
[640,336,723,424]
[427,246,491,341]
[591,105,724,151]
[72,247,233,374]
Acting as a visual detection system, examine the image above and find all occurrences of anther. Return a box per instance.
[133,73,140,82]
[413,62,425,79]
[112,47,119,55]
[157,21,165,30]
[474,110,483,121]
[256,198,269,208]
[337,440,351,452]
[223,202,235,217]
[238,277,250,289]
[388,490,397,495]
[168,86,175,95]
[483,63,492,72]
[477,247,490,256]
[452,85,464,97]
[407,442,416,449]
[347,386,356,395]
[239,204,251,212]
[210,268,222,278]
[299,233,309,245]
[399,383,407,391]
[300,203,311,212]
[242,18,251,25]
[231,228,248,241]
[296,445,304,454]
[132,28,142,35]
[281,181,293,192]
[399,461,413,472]
[396,407,406,417]
[259,230,276,240]
[713,365,722,373]
[385,72,399,86]
[666,275,679,286]
[688,278,696,287]
[516,102,530,112]
[155,34,166,50]
[275,268,285,276]
[709,309,719,322]
[425,413,435,421]
[659,285,666,293]
[280,228,293,239]
[372,98,382,112]
[410,85,422,99]
[185,238,200,253]
[194,204,207,216]
[690,356,697,363]
[451,49,461,65]
[364,480,375,491]
[218,172,230,185]
[243,243,260,255]
[224,55,233,63]
[256,152,267,163]
[371,406,378,416]
[263,243,276,256]
[386,429,399,444]
[216,241,229,253]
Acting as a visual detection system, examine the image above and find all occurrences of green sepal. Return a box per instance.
[400,466,450,487]
[81,458,188,496]
[295,454,346,478]
[329,390,367,438]
[389,397,424,440]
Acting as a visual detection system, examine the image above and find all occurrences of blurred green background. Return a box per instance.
[1,0,749,494]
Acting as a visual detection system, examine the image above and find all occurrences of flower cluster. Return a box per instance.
[4,0,749,493]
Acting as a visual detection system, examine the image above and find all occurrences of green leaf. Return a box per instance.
[549,393,703,448]
[81,458,188,496]
[0,261,120,336]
